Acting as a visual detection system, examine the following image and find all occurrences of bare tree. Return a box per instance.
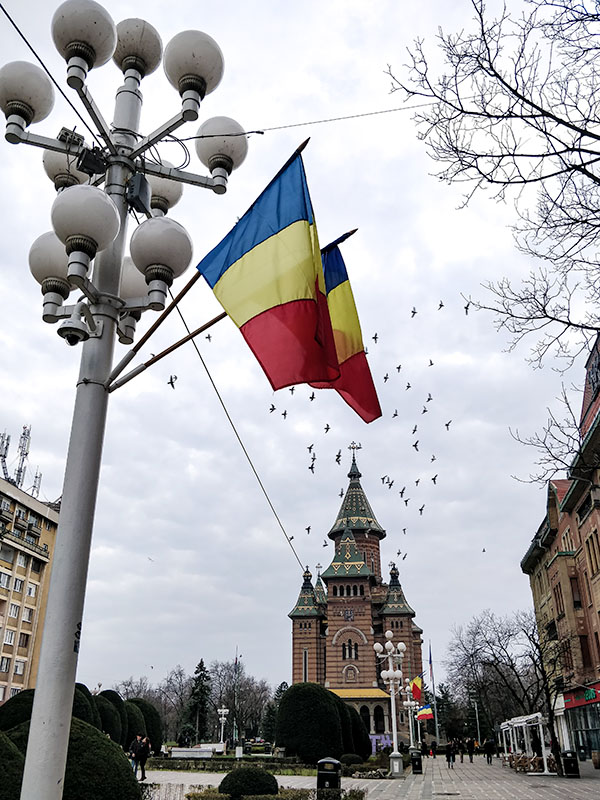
[113,675,154,701]
[389,0,600,369]
[208,659,272,742]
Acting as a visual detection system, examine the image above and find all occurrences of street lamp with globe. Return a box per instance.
[374,630,407,777]
[402,678,420,751]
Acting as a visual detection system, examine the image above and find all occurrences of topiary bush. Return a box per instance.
[0,730,24,799]
[0,687,98,732]
[123,699,147,748]
[330,694,354,755]
[218,767,278,800]
[129,697,162,755]
[276,683,343,765]
[94,693,122,743]
[76,683,102,730]
[100,689,129,747]
[7,718,141,800]
[346,706,372,762]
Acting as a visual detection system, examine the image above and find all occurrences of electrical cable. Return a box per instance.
[167,288,305,571]
[0,2,104,149]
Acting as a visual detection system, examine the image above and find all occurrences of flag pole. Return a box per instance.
[429,640,440,742]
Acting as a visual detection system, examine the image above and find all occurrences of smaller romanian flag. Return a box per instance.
[410,675,423,702]
[416,704,434,721]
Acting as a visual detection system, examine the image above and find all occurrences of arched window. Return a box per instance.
[333,585,338,597]
[342,643,346,659]
[346,584,351,596]
[352,585,358,596]
[360,705,370,733]
[374,705,385,734]
[359,585,364,596]
[354,643,358,659]
[347,638,352,658]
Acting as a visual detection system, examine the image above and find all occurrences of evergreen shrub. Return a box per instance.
[276,683,343,765]
[339,754,362,766]
[218,767,278,800]
[123,700,147,747]
[346,706,372,762]
[330,694,354,755]
[0,730,24,800]
[0,687,96,731]
[129,697,162,754]
[94,693,122,743]
[100,689,129,747]
[76,682,102,729]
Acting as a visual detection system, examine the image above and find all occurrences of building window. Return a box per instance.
[580,636,593,670]
[594,632,600,662]
[586,531,600,575]
[14,578,23,593]
[584,571,592,606]
[26,584,36,598]
[561,641,574,672]
[22,607,33,623]
[0,499,10,512]
[10,687,19,697]
[8,603,19,619]
[353,585,358,596]
[0,572,10,589]
[553,583,565,616]
[578,494,593,523]
[332,586,338,597]
[18,632,29,649]
[16,553,27,568]
[302,649,308,682]
[30,559,41,574]
[0,656,10,672]
[0,686,4,702]
[14,660,25,676]
[0,544,14,563]
[359,585,364,596]
[45,520,53,531]
[4,630,15,645]
[570,577,582,609]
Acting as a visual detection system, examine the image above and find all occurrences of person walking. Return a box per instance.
[483,738,495,765]
[431,740,438,758]
[129,733,144,778]
[457,738,465,763]
[467,737,475,763]
[421,739,429,758]
[445,740,455,769]
[138,736,151,781]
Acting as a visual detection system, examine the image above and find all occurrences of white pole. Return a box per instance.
[19,73,141,800]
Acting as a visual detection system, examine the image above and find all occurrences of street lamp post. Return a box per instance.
[218,707,229,745]
[402,679,419,751]
[374,629,407,777]
[0,3,248,799]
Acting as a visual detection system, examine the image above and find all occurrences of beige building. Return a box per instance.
[521,342,600,756]
[0,477,58,704]
[289,453,424,750]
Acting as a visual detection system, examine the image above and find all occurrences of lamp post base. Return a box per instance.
[389,751,404,777]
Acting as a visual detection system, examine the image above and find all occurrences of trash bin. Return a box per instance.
[317,758,342,792]
[562,750,580,778]
[411,750,423,775]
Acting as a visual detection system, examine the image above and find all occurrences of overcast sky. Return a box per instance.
[0,0,571,694]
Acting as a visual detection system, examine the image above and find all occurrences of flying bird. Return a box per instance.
[324,424,330,433]
[399,486,406,497]
[482,547,486,553]
[289,536,294,541]
[323,539,329,547]
[438,301,444,310]
[167,375,177,389]
[388,480,394,489]
[311,453,316,463]
[445,420,452,430]
[412,425,418,434]
[392,409,398,418]
[289,386,295,394]
[402,553,407,561]
[397,549,402,556]
[396,364,402,372]
[464,301,471,315]
[335,450,342,464]
[308,444,314,452]
[402,528,407,535]
[269,404,276,413]
[383,373,389,383]
[306,526,311,534]
[372,333,378,343]
[422,406,428,414]
[339,489,344,497]
[308,463,314,473]
[406,382,411,390]
[404,498,410,506]
[431,474,438,485]
[411,307,417,318]
[206,333,212,342]
[419,504,425,515]
[381,475,388,484]
[309,392,315,401]
[282,410,287,419]
[431,454,436,462]
[427,393,433,402]
[415,478,420,486]
[428,359,434,367]
[412,440,419,451]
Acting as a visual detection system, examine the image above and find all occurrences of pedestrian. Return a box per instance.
[445,740,455,769]
[431,740,437,758]
[483,738,495,765]
[138,736,151,781]
[458,738,465,763]
[467,737,475,763]
[421,738,429,758]
[129,733,144,777]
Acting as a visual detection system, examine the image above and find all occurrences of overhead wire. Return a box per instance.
[166,289,305,571]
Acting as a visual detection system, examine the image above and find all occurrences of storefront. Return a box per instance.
[564,682,600,757]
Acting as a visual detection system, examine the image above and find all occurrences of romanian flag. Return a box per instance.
[416,705,434,720]
[310,232,382,423]
[410,675,423,702]
[196,146,339,390]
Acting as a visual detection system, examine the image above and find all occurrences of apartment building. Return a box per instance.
[0,476,58,704]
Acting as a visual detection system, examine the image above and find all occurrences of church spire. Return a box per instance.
[380,562,415,616]
[288,566,324,618]
[328,446,385,540]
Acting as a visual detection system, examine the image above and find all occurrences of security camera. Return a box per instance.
[57,317,89,346]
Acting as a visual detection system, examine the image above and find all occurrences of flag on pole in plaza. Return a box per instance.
[410,675,423,701]
[196,144,339,390]
[310,231,382,423]
[416,704,434,720]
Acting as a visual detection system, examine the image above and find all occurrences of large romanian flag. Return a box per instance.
[310,232,381,423]
[416,704,434,720]
[196,148,339,390]
[410,675,423,702]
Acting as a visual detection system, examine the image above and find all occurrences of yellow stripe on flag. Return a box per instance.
[327,281,364,364]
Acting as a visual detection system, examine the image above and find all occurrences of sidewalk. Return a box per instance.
[145,755,600,800]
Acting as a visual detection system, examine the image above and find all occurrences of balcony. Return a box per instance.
[0,506,12,523]
[3,530,49,560]
[13,514,27,531]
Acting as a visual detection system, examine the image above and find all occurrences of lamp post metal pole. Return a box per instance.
[19,74,140,800]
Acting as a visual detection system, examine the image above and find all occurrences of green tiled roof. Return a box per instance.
[321,529,373,579]
[379,563,415,616]
[328,454,385,539]
[314,574,327,605]
[289,567,324,618]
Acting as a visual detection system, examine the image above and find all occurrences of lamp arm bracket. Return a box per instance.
[141,161,214,190]
[17,130,84,156]
[119,296,153,314]
[129,112,188,161]
[74,83,117,156]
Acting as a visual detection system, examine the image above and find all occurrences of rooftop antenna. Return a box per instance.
[32,468,42,499]
[14,425,31,490]
[0,432,10,481]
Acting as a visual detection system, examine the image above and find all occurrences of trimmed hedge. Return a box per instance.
[99,689,129,747]
[76,683,102,730]
[123,699,147,748]
[0,730,24,799]
[218,767,278,800]
[94,693,122,743]
[330,694,354,756]
[129,697,162,755]
[276,683,343,765]
[0,687,96,732]
[346,706,372,762]
[7,718,141,800]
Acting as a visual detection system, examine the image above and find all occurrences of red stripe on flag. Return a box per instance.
[312,350,381,423]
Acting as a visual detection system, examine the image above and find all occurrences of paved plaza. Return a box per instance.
[146,756,600,799]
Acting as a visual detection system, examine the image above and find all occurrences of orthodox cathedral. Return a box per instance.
[289,450,424,749]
